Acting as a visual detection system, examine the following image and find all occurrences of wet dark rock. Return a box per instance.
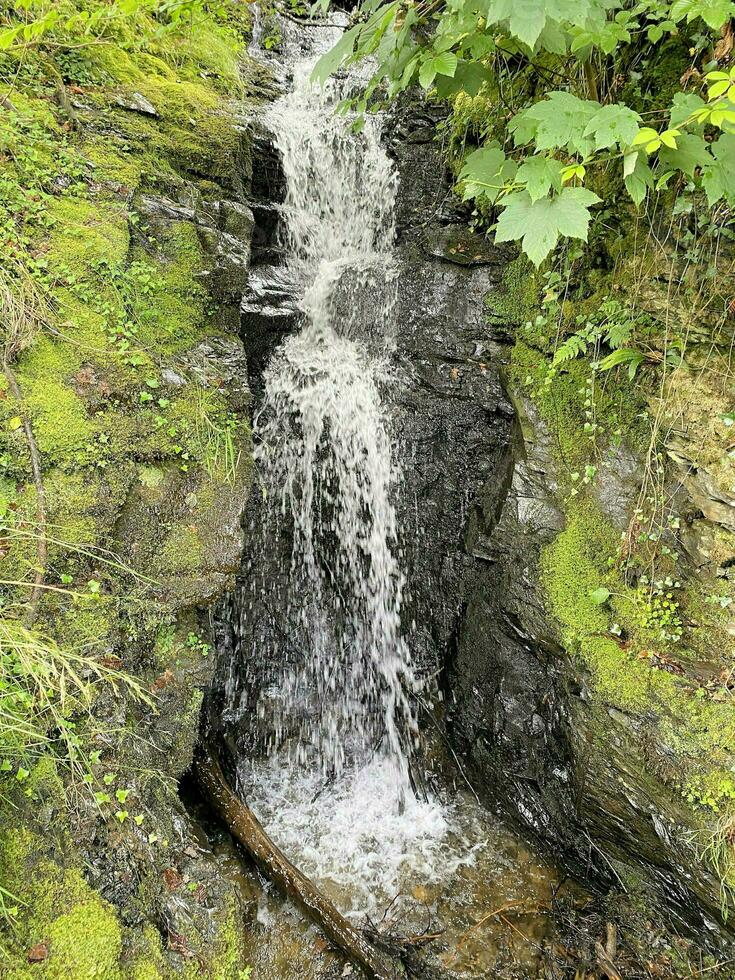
[240,264,301,392]
[450,402,731,942]
[178,336,251,412]
[137,193,197,228]
[249,202,283,263]
[250,127,286,203]
[388,92,734,950]
[422,224,499,267]
[197,224,251,298]
[594,441,643,530]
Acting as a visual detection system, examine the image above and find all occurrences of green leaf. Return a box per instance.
[311,24,360,85]
[508,0,547,47]
[516,155,564,201]
[669,92,707,128]
[631,126,660,148]
[589,587,611,605]
[418,57,437,89]
[583,103,641,149]
[495,187,601,267]
[433,50,457,77]
[658,133,710,177]
[624,152,653,204]
[510,91,599,156]
[459,145,517,203]
[701,133,735,205]
[0,26,22,50]
[598,347,646,379]
[669,0,735,29]
[452,61,492,96]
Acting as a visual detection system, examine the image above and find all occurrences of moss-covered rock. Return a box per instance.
[0,1,258,976]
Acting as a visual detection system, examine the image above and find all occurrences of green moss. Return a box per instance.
[133,224,209,354]
[86,142,146,189]
[541,499,735,780]
[20,377,95,467]
[109,76,240,184]
[0,2,254,973]
[46,902,123,980]
[46,197,129,272]
[486,256,538,330]
[0,828,123,980]
[157,524,204,578]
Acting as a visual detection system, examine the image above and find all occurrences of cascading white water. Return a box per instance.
[255,60,413,777]
[237,50,452,912]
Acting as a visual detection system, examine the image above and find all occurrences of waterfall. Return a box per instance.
[254,61,414,779]
[226,47,451,913]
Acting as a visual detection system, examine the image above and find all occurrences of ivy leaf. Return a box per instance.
[510,91,599,156]
[658,133,710,177]
[583,103,641,149]
[459,144,517,203]
[669,0,735,29]
[495,187,601,267]
[701,133,735,205]
[516,155,564,201]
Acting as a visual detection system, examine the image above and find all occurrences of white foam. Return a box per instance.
[244,754,469,917]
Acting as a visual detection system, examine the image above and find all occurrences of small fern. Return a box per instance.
[552,324,600,366]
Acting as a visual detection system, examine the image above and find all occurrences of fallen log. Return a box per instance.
[194,744,402,979]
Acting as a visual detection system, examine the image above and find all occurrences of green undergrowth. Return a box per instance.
[0,1,255,976]
[504,278,735,776]
[486,179,735,909]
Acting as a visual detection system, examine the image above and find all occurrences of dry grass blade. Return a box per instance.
[0,268,51,363]
[0,268,55,627]
[0,620,155,775]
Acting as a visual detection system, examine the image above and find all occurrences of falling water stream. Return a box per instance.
[203,19,583,977]
[235,41,456,916]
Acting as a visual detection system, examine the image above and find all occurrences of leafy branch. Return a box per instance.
[312,0,735,265]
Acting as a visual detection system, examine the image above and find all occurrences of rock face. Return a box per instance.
[387,100,517,680]
[451,396,731,942]
[386,96,733,948]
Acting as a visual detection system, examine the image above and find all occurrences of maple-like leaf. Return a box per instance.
[510,91,599,156]
[516,155,564,201]
[583,103,641,149]
[495,187,601,266]
[701,133,735,205]
[459,145,517,203]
